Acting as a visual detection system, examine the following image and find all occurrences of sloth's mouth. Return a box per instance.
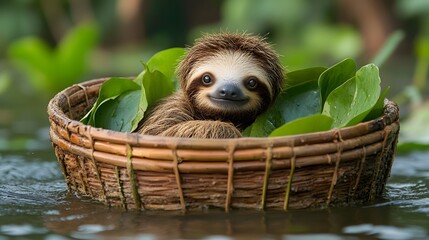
[209,96,249,105]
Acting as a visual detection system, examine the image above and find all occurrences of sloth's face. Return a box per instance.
[185,51,272,120]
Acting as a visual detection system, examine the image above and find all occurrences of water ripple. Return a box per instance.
[343,224,427,240]
[391,152,429,178]
[0,155,62,183]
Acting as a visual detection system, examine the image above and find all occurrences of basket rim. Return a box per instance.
[47,77,399,148]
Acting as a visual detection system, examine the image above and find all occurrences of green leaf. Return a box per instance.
[281,80,322,123]
[286,66,326,89]
[322,64,381,128]
[243,67,324,137]
[363,86,390,121]
[94,90,141,132]
[318,58,356,105]
[269,114,333,137]
[142,67,175,107]
[92,99,119,130]
[133,70,145,85]
[242,110,280,137]
[146,48,185,83]
[130,83,148,132]
[81,48,183,131]
[81,77,140,124]
[98,78,139,98]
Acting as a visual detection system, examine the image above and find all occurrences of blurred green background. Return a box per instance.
[0,0,429,143]
[1,0,428,97]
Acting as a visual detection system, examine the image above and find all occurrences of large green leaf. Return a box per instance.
[269,114,334,137]
[318,58,356,105]
[280,80,322,123]
[130,83,148,132]
[92,99,118,130]
[142,67,175,107]
[242,110,281,137]
[322,64,381,128]
[363,86,390,122]
[243,67,324,137]
[81,48,182,131]
[80,77,140,125]
[146,48,185,83]
[94,90,141,132]
[286,66,326,89]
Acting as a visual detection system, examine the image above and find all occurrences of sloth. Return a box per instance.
[136,33,285,138]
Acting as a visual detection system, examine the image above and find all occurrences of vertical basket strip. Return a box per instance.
[351,146,366,197]
[170,142,186,211]
[326,131,344,205]
[126,143,142,209]
[225,144,236,212]
[283,141,296,210]
[261,143,273,209]
[114,166,127,209]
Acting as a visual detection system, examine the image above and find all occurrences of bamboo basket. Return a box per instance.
[48,78,400,211]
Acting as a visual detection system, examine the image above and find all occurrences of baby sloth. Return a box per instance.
[136,33,285,138]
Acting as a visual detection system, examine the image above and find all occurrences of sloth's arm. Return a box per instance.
[136,92,193,136]
[136,91,241,138]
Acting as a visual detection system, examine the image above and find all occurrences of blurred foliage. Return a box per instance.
[395,0,429,95]
[0,73,11,95]
[396,0,429,18]
[393,0,429,152]
[371,31,405,67]
[191,0,362,70]
[398,101,429,153]
[8,23,98,96]
[0,0,43,54]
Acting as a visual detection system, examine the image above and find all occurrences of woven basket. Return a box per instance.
[48,78,400,211]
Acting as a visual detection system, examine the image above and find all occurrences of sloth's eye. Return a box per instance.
[202,74,212,85]
[247,78,258,89]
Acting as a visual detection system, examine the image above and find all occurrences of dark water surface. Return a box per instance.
[1,90,428,240]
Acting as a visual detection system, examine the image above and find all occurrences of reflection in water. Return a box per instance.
[41,193,427,239]
[43,197,381,238]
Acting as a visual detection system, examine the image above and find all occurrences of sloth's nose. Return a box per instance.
[219,88,237,98]
[215,84,245,100]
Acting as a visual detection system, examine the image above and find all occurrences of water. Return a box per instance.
[1,90,429,239]
[1,149,429,240]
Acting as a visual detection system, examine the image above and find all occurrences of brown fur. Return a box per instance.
[136,91,242,138]
[177,33,284,99]
[136,33,284,138]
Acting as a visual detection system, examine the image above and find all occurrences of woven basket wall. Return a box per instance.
[48,78,400,211]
